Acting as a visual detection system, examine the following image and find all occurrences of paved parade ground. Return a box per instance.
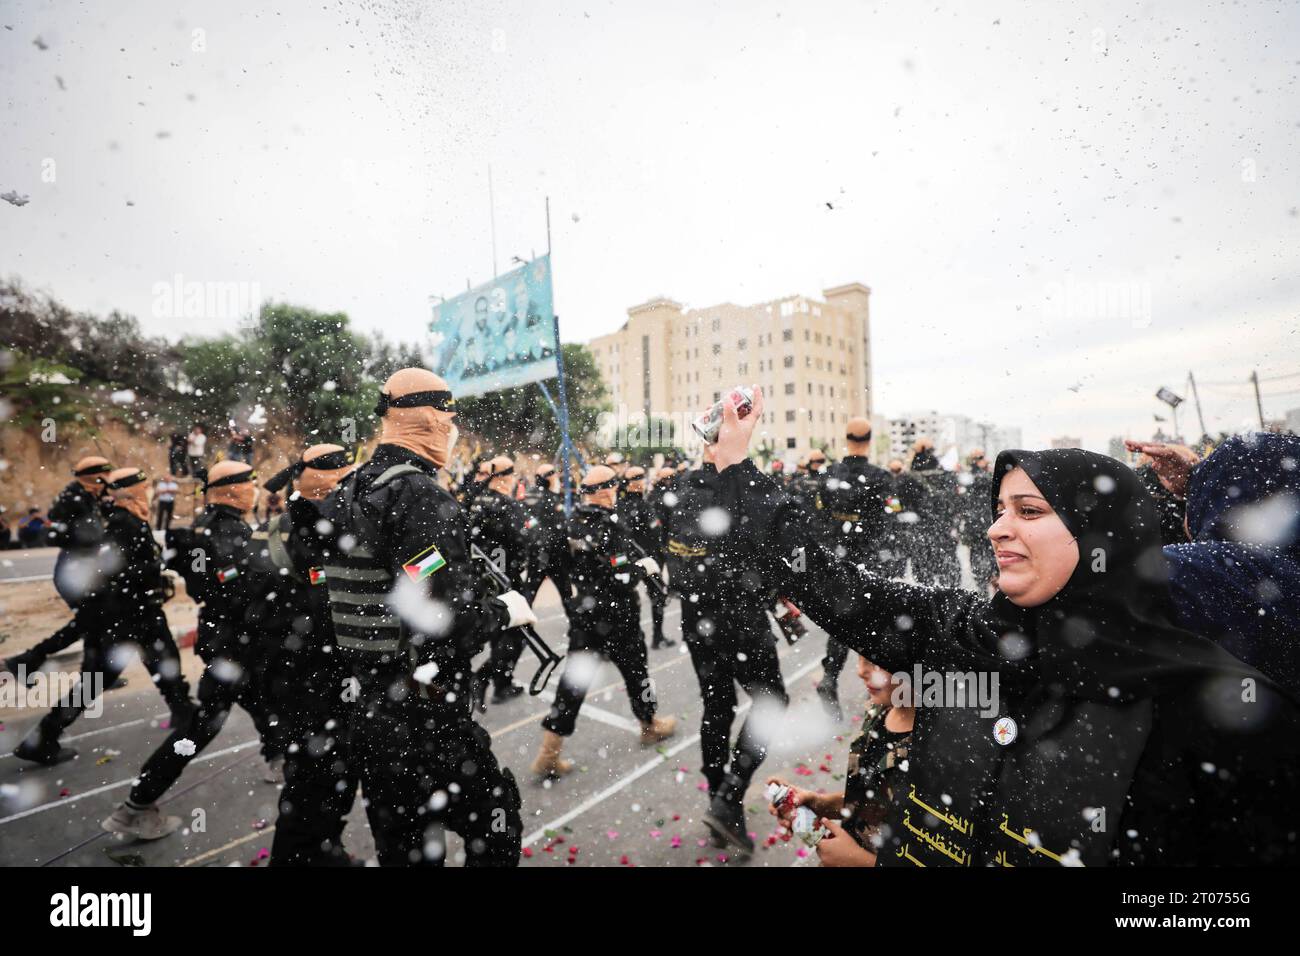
[0,577,870,868]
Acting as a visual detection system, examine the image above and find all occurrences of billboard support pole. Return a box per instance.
[550,313,581,516]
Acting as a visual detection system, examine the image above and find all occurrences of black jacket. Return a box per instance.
[617,490,663,557]
[817,455,896,562]
[101,506,167,609]
[166,503,277,656]
[566,504,642,616]
[469,488,531,588]
[662,464,763,606]
[46,481,106,551]
[315,444,509,669]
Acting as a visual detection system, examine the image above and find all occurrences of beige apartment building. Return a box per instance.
[588,283,872,457]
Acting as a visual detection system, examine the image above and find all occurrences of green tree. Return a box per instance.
[247,303,380,444]
[0,350,89,434]
[453,343,609,453]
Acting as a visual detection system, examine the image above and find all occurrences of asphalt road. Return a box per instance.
[0,547,58,583]
[0,587,870,868]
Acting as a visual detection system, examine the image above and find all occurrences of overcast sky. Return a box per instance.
[2,0,1298,450]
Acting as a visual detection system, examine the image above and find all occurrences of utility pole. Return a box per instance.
[1250,369,1266,429]
[1187,371,1208,441]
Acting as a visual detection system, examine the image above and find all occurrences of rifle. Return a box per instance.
[624,536,669,598]
[469,542,563,695]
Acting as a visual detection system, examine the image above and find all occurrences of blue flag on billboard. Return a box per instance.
[429,255,558,399]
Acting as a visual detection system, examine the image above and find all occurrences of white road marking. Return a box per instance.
[0,738,260,826]
[522,654,823,847]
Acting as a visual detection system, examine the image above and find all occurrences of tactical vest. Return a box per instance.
[322,463,424,655]
[844,705,912,848]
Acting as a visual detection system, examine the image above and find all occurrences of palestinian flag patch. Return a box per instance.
[884,496,903,514]
[308,567,326,586]
[403,544,447,581]
[524,516,539,530]
[217,566,239,583]
[609,554,629,567]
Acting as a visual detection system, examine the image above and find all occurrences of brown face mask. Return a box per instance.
[298,465,353,501]
[207,481,256,514]
[381,407,458,468]
[112,484,151,523]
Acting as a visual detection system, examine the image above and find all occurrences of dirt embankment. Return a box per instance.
[1,416,306,521]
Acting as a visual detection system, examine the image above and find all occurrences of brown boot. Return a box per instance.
[640,715,678,746]
[531,730,575,777]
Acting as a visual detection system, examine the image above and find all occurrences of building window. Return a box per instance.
[782,328,793,342]
[786,437,797,449]
[783,356,794,368]
[712,343,720,356]
[785,410,796,423]
[804,330,810,342]
[738,338,747,350]
[784,383,795,395]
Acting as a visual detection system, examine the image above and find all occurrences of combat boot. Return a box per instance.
[531,730,574,777]
[703,772,754,858]
[639,714,677,745]
[102,802,182,841]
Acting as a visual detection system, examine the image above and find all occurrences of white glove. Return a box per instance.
[635,556,661,578]
[498,589,538,628]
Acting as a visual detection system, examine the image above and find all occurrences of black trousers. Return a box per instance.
[542,593,656,736]
[271,651,359,866]
[646,579,667,644]
[347,671,521,866]
[680,597,788,792]
[484,630,524,690]
[818,541,887,688]
[155,499,175,531]
[8,617,82,673]
[128,625,280,806]
[28,604,192,752]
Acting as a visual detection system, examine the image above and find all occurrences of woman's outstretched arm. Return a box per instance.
[712,389,991,671]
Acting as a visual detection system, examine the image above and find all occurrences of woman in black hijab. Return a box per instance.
[712,388,1300,866]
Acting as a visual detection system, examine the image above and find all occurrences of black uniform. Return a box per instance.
[842,704,912,850]
[956,466,996,588]
[664,463,788,797]
[127,504,283,806]
[522,483,572,609]
[618,487,670,647]
[815,455,897,691]
[267,497,359,866]
[314,444,522,867]
[468,487,531,694]
[893,452,961,587]
[10,481,111,675]
[542,503,659,737]
[18,505,194,761]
